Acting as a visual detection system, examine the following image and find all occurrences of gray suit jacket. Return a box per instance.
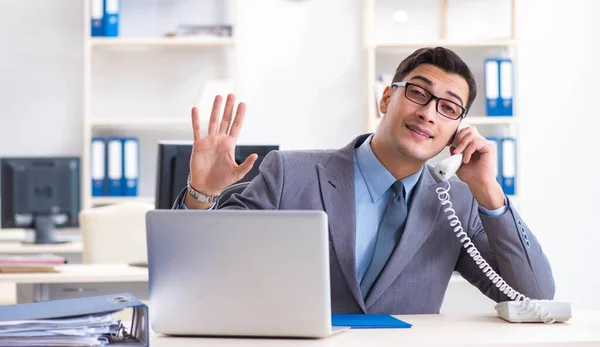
[174,134,555,314]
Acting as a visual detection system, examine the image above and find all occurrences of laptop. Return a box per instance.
[145,209,349,338]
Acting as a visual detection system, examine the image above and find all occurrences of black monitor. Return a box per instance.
[154,142,279,209]
[0,157,80,244]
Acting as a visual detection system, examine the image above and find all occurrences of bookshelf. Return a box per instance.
[363,0,521,210]
[82,0,238,209]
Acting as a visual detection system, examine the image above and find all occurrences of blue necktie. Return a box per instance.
[360,180,408,298]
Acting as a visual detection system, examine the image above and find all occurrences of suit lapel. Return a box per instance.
[317,134,370,312]
[365,167,447,308]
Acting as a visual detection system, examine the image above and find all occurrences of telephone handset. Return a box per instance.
[433,122,471,182]
[433,123,572,324]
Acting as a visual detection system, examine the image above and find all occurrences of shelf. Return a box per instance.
[91,196,155,206]
[375,39,516,50]
[89,118,190,127]
[464,117,517,125]
[90,37,236,48]
[369,116,516,132]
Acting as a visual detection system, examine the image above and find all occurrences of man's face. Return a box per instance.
[378,64,470,162]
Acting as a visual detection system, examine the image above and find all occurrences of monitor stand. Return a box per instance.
[24,215,70,244]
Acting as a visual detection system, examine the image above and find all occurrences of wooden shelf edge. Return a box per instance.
[89,118,190,127]
[465,116,517,125]
[91,196,155,205]
[375,39,516,49]
[90,37,236,47]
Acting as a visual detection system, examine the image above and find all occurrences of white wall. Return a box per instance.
[0,0,83,157]
[0,0,599,310]
[235,0,365,149]
[517,0,600,310]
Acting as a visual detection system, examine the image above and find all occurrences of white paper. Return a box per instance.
[0,312,119,346]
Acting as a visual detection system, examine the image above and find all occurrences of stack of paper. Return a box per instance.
[0,312,122,346]
[0,254,65,273]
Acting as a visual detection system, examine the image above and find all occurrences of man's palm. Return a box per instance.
[188,95,257,196]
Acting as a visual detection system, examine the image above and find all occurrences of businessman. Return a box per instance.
[174,47,555,314]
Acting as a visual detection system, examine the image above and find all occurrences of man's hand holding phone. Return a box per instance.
[450,125,505,211]
[184,94,258,209]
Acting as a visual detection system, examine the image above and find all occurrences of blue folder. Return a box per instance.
[332,314,412,329]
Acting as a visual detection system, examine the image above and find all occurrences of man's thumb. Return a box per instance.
[236,153,258,177]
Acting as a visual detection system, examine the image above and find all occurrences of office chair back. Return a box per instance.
[79,201,153,264]
[216,182,250,209]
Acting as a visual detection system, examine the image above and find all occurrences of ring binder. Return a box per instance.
[0,293,148,346]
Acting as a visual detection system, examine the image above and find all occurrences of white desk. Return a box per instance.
[149,311,600,346]
[0,241,83,254]
[0,229,83,263]
[0,264,148,303]
[0,263,496,314]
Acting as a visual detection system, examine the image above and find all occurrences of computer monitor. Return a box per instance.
[154,142,279,209]
[0,157,80,244]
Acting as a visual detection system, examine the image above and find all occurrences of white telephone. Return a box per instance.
[433,122,471,182]
[433,123,571,324]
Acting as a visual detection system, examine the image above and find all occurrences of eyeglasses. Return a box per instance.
[392,81,466,120]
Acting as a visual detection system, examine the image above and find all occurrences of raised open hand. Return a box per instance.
[186,94,257,208]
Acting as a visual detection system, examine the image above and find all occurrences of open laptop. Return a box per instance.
[145,209,349,338]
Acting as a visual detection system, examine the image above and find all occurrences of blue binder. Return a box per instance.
[484,59,500,116]
[0,293,148,346]
[485,58,514,116]
[501,137,517,195]
[122,137,139,196]
[486,136,502,186]
[107,137,123,196]
[499,59,514,116]
[91,0,104,36]
[103,0,120,37]
[91,137,107,196]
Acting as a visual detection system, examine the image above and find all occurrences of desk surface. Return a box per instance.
[0,229,82,254]
[0,240,83,254]
[0,263,469,285]
[0,264,148,283]
[150,311,600,346]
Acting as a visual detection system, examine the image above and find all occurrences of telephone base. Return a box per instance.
[495,300,572,323]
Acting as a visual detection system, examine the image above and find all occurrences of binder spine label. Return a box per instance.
[485,60,500,116]
[91,139,106,196]
[108,139,123,196]
[123,139,139,196]
[500,60,514,115]
[501,138,516,195]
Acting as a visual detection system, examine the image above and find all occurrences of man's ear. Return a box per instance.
[379,86,393,116]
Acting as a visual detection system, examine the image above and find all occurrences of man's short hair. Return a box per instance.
[392,47,477,113]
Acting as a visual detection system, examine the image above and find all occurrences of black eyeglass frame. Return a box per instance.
[391,81,467,120]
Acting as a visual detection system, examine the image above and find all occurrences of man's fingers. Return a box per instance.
[208,95,223,135]
[455,126,475,146]
[236,153,258,179]
[219,94,236,135]
[462,141,478,164]
[229,102,247,139]
[463,139,491,164]
[454,132,474,154]
[191,107,201,141]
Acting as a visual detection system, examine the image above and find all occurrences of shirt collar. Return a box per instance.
[355,134,424,203]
